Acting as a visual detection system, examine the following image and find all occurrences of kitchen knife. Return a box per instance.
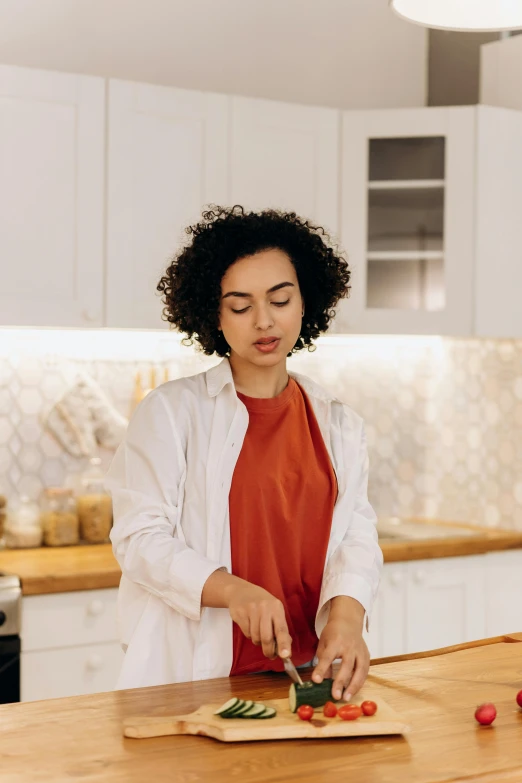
[274,640,304,686]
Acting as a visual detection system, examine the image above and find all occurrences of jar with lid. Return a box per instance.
[0,493,6,546]
[41,488,80,547]
[4,496,42,549]
[77,457,112,544]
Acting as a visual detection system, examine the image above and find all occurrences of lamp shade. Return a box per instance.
[390,0,522,32]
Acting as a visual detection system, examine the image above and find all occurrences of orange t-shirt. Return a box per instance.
[229,377,337,676]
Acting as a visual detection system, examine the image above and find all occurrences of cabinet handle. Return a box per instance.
[87,599,104,616]
[83,308,100,322]
[414,569,426,583]
[389,573,403,586]
[86,653,103,671]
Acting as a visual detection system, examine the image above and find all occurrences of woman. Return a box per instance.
[106,205,383,702]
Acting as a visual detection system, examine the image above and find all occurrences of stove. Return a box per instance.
[0,573,21,703]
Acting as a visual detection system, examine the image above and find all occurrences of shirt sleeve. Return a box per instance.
[316,420,383,637]
[105,389,225,623]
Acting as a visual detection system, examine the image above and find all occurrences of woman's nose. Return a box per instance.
[254,306,274,330]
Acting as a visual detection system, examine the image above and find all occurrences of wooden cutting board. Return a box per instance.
[123,689,410,742]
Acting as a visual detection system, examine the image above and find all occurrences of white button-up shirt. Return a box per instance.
[106,358,383,689]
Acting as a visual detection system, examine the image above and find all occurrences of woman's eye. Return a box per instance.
[231,300,289,314]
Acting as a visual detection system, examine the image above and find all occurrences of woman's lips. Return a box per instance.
[254,338,280,353]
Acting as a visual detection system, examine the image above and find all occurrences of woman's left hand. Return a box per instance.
[311,597,369,702]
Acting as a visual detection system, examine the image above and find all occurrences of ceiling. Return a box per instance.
[0,0,426,108]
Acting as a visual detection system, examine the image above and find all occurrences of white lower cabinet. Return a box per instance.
[21,587,122,702]
[405,555,486,652]
[365,562,408,659]
[21,642,124,702]
[484,550,522,636]
[365,550,521,660]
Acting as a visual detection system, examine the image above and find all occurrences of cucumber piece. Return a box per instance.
[231,700,254,717]
[221,699,247,718]
[289,678,334,713]
[257,706,277,719]
[214,697,241,716]
[241,703,269,719]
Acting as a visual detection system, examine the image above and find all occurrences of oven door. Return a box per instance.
[0,635,21,703]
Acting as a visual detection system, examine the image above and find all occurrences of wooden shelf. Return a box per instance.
[368,179,445,190]
[367,250,444,262]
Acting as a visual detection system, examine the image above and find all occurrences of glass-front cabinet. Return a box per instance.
[336,107,476,335]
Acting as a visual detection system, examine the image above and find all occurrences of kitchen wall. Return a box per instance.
[481,33,522,110]
[0,0,427,109]
[1,330,521,530]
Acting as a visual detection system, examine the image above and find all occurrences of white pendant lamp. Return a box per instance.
[390,0,522,32]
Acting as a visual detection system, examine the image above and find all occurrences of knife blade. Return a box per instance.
[274,640,304,686]
[283,656,304,686]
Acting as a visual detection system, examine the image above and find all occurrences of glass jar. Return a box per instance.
[41,488,80,547]
[4,496,42,549]
[0,493,6,545]
[77,457,112,544]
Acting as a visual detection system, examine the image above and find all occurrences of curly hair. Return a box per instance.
[157,205,351,357]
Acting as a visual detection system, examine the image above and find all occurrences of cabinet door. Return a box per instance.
[365,562,408,659]
[230,97,339,233]
[21,641,124,701]
[106,80,229,328]
[0,65,104,327]
[475,106,522,338]
[405,556,486,653]
[22,588,118,651]
[337,107,475,335]
[484,550,522,636]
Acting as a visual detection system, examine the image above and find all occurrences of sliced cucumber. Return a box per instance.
[216,699,277,720]
[289,678,334,713]
[231,700,254,717]
[214,697,241,716]
[222,699,248,718]
[242,703,270,719]
[257,706,277,719]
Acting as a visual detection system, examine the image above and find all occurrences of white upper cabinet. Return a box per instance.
[337,107,475,336]
[230,97,339,234]
[106,81,229,329]
[474,106,522,339]
[0,65,104,327]
[337,105,522,337]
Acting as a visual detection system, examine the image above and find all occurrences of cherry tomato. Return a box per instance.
[361,700,378,716]
[474,703,497,726]
[338,704,362,721]
[323,701,338,718]
[516,690,522,709]
[297,705,314,721]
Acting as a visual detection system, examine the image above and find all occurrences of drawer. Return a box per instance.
[22,588,119,651]
[21,641,124,701]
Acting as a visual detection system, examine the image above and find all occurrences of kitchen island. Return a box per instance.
[1,633,521,783]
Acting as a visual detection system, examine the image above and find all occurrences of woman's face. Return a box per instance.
[218,248,304,367]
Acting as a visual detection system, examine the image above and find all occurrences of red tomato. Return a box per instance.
[297,705,314,721]
[474,703,497,726]
[361,700,378,716]
[338,704,362,721]
[516,690,522,709]
[323,701,338,718]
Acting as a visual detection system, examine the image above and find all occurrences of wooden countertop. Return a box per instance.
[1,518,522,596]
[380,521,522,563]
[0,544,121,595]
[2,633,522,783]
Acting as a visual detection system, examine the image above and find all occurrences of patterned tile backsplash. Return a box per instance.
[1,329,522,530]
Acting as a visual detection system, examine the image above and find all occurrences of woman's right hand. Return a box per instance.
[227,582,292,660]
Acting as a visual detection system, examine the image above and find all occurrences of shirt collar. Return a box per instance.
[205,357,340,404]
